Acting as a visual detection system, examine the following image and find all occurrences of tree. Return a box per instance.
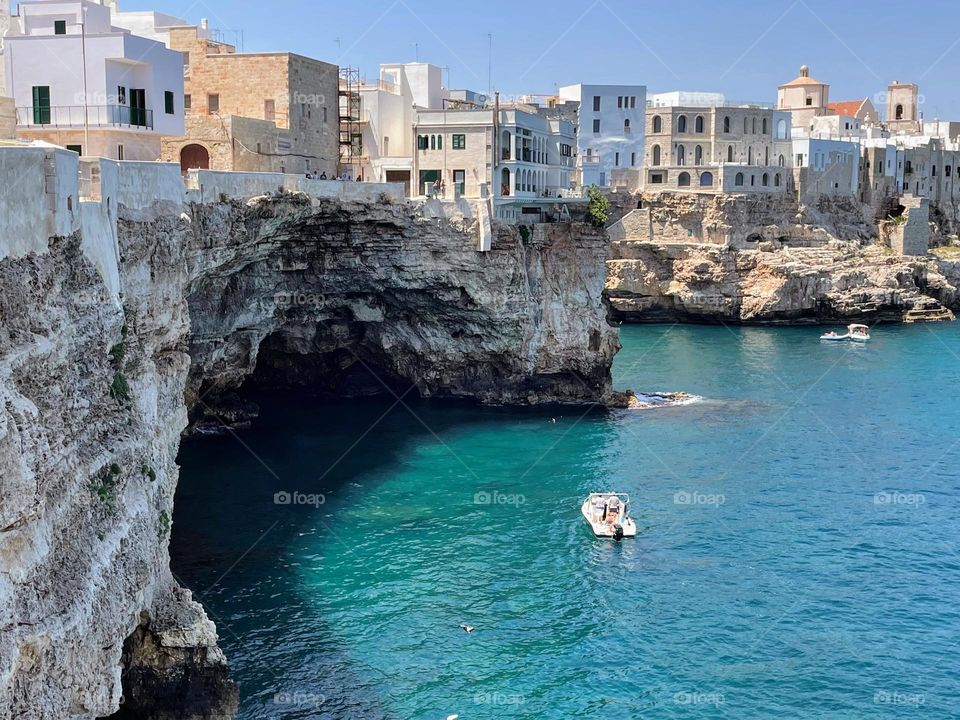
[586,185,611,228]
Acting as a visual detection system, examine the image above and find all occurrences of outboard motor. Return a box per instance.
[613,524,624,541]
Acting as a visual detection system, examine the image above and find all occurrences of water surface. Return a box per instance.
[172,324,960,718]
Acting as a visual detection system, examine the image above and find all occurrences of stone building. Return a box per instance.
[886,81,922,135]
[643,104,792,194]
[107,9,338,176]
[777,65,830,130]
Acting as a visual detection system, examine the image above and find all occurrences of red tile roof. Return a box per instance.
[829,100,866,117]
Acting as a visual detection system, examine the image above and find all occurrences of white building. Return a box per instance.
[3,0,184,160]
[792,137,860,199]
[647,91,726,108]
[355,62,448,194]
[557,83,647,189]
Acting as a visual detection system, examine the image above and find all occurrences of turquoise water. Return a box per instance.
[172,324,960,719]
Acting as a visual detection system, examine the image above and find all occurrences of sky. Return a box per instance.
[121,0,960,118]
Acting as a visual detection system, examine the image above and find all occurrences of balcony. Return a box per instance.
[16,105,155,131]
[581,155,600,164]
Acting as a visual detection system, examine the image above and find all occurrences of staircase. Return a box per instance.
[903,296,956,323]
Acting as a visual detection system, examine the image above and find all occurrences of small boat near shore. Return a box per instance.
[581,493,637,540]
[820,324,871,343]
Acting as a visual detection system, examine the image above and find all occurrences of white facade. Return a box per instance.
[558,82,647,188]
[647,91,725,108]
[792,137,859,194]
[4,0,184,159]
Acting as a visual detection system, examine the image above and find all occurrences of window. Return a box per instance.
[735,173,744,186]
[695,115,704,133]
[727,145,734,163]
[778,154,785,167]
[677,115,687,133]
[560,143,572,157]
[208,94,220,113]
[652,145,661,166]
[652,115,662,133]
[117,145,124,161]
[774,173,781,187]
[752,118,757,134]
[453,169,466,195]
[624,118,631,133]
[593,96,601,111]
[762,118,768,134]
[417,135,428,150]
[31,86,50,125]
[695,145,703,164]
[452,134,466,149]
[630,96,636,108]
[430,135,436,150]
[437,135,442,150]
[678,171,691,187]
[806,98,813,106]
[592,119,600,133]
[264,99,275,122]
[118,86,126,105]
[896,104,904,120]
[615,152,620,167]
[723,116,730,133]
[54,20,66,35]
[66,144,82,154]
[700,171,714,187]
[617,96,623,108]
[677,145,685,165]
[762,172,769,186]
[184,94,191,110]
[631,152,636,166]
[744,117,749,134]
[650,172,664,184]
[947,166,953,177]
[164,91,175,115]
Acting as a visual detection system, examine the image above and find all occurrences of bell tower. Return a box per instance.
[887,81,920,133]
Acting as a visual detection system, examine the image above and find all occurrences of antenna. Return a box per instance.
[414,42,419,62]
[487,32,492,95]
[335,36,342,58]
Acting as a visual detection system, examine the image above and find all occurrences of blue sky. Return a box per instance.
[122,0,960,117]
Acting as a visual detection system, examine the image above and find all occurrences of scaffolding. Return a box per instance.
[338,67,362,179]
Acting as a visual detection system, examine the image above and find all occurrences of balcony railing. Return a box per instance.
[16,105,155,130]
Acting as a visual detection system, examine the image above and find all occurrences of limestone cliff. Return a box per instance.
[0,153,616,720]
[606,191,960,324]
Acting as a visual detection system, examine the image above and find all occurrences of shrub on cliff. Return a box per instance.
[586,185,611,228]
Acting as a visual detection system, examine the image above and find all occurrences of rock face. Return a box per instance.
[185,194,617,427]
[606,191,960,324]
[0,176,616,719]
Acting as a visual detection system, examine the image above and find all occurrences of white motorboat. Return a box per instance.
[581,493,637,540]
[820,324,871,343]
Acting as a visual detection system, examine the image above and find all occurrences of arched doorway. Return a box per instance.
[180,144,210,172]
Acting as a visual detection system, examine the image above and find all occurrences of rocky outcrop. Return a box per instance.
[607,240,960,323]
[0,163,616,719]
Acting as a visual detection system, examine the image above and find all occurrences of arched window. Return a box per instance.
[752,117,757,134]
[430,135,436,150]
[764,147,769,165]
[762,118,768,134]
[700,171,714,187]
[437,135,442,150]
[727,145,734,163]
[678,171,691,187]
[896,104,904,120]
[776,119,787,139]
[501,168,511,196]
[695,115,704,133]
[778,154,785,167]
[695,145,703,164]
[652,115,662,133]
[652,145,661,166]
[723,116,731,133]
[748,147,753,164]
[677,115,688,133]
[762,172,769,186]
[516,170,522,191]
[502,130,511,160]
[624,118,631,132]
[677,145,686,166]
[735,172,745,186]
[744,117,749,134]
[774,173,781,187]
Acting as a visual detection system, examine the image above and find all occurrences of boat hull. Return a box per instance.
[580,500,638,538]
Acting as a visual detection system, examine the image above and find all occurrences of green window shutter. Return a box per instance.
[32,86,50,124]
[452,134,466,149]
[54,20,66,34]
[164,91,174,114]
